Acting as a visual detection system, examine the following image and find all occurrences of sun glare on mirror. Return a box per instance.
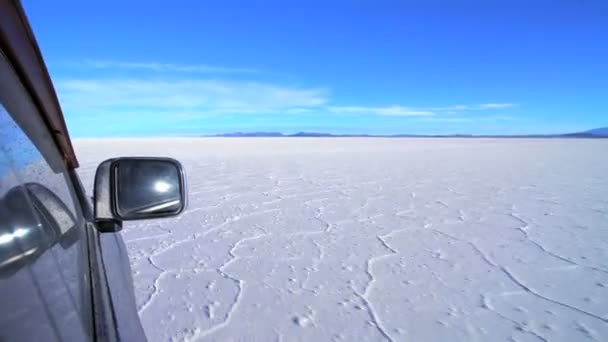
[154,181,172,193]
[0,227,29,245]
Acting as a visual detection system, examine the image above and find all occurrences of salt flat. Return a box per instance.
[74,138,608,342]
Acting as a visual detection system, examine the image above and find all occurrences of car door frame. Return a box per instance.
[1,1,144,340]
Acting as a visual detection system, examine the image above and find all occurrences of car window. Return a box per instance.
[0,51,91,341]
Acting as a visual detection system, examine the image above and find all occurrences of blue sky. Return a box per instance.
[24,0,608,137]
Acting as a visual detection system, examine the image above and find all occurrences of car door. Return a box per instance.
[0,49,93,341]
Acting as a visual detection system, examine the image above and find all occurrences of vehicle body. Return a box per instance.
[0,2,186,341]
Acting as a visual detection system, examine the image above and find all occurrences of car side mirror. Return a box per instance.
[93,157,187,232]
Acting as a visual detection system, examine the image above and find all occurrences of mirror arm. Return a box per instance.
[96,219,122,233]
[93,159,122,233]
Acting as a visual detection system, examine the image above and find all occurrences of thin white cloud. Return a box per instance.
[284,107,315,114]
[327,102,515,117]
[328,105,434,116]
[56,78,328,116]
[418,117,473,122]
[430,104,470,111]
[477,103,515,109]
[430,103,515,111]
[418,115,517,123]
[83,59,259,74]
[55,60,517,122]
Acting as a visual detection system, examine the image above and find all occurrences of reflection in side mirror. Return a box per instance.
[94,157,187,232]
[113,159,185,220]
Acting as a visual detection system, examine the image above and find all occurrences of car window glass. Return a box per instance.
[0,51,91,341]
[0,108,78,218]
[0,154,62,341]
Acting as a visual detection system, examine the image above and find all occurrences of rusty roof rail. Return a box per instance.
[0,0,79,168]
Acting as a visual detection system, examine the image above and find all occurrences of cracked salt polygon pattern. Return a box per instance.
[74,138,608,342]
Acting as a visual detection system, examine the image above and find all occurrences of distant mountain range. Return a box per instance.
[211,127,608,138]
[562,127,608,138]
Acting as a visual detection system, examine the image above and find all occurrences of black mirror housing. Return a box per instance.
[93,157,187,232]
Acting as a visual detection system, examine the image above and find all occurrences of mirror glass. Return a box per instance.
[113,159,185,220]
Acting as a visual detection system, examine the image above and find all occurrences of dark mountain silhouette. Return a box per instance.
[211,127,608,138]
[216,132,284,137]
[563,127,608,137]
